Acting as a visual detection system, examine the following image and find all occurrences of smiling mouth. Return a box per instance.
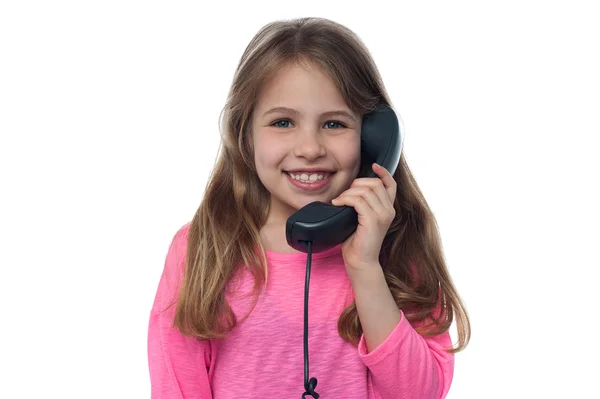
[285,171,333,183]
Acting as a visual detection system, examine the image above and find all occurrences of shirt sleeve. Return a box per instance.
[148,224,214,399]
[357,308,455,399]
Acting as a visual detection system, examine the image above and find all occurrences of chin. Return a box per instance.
[290,197,326,211]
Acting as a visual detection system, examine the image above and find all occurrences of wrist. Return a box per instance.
[347,262,385,287]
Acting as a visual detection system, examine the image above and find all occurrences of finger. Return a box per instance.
[333,186,383,213]
[350,175,394,209]
[334,187,395,225]
[332,193,377,223]
[372,163,397,203]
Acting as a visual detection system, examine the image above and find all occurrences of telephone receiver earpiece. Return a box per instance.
[285,103,403,253]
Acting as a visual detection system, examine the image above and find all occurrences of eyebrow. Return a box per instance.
[262,106,357,121]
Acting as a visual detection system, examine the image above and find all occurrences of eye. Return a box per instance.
[270,119,347,129]
[324,120,347,129]
[271,119,293,128]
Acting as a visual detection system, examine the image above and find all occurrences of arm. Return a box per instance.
[148,225,214,399]
[349,265,454,399]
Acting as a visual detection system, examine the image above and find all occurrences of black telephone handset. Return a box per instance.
[286,103,403,253]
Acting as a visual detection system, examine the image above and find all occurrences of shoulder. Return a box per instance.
[176,220,192,241]
[152,221,194,312]
[163,221,193,278]
[168,221,192,252]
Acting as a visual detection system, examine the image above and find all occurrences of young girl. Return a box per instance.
[148,17,470,399]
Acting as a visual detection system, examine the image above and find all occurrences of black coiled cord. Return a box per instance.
[301,241,319,399]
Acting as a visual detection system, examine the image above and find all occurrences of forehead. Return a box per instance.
[255,61,351,113]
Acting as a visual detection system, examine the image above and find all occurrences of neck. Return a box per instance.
[260,204,301,254]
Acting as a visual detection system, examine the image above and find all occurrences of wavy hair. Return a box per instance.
[170,17,470,352]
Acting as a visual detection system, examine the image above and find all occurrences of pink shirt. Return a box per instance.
[148,223,454,398]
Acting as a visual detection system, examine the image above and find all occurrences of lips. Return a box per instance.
[286,171,331,183]
[284,171,334,192]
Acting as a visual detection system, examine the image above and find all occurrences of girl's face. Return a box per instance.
[251,61,361,223]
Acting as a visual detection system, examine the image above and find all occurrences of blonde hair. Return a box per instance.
[171,17,470,352]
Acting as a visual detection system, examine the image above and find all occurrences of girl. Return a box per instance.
[148,17,470,399]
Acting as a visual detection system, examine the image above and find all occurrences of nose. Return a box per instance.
[293,127,326,160]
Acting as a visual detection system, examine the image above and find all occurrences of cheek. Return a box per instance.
[253,133,286,171]
[335,137,361,174]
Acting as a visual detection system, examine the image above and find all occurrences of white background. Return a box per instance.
[1,1,599,398]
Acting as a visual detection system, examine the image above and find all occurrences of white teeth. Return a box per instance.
[288,172,330,182]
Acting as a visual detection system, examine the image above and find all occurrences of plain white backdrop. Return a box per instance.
[1,1,599,398]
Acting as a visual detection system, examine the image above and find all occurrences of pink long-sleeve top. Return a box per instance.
[148,223,454,398]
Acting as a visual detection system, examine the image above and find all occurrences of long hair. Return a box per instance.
[171,17,470,352]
